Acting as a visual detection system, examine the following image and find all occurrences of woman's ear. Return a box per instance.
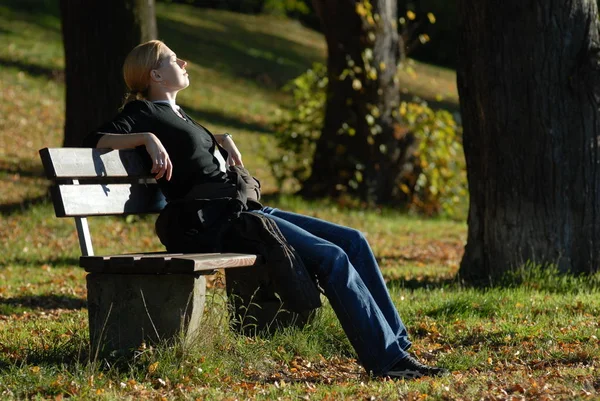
[150,70,162,82]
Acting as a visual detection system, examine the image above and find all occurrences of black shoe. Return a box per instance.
[383,355,449,379]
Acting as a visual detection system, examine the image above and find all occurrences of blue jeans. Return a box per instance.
[257,207,411,374]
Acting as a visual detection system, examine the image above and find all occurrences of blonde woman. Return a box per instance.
[85,40,448,379]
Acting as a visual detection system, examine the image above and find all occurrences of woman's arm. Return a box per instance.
[96,132,151,148]
[96,132,173,181]
[215,133,243,167]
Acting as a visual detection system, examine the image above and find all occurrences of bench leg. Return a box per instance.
[86,273,206,355]
[225,265,312,336]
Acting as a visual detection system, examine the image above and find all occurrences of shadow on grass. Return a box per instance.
[4,256,81,267]
[0,0,61,32]
[0,161,46,178]
[424,298,499,320]
[0,342,91,374]
[387,276,458,290]
[0,56,64,82]
[0,157,50,215]
[183,105,273,134]
[157,12,324,89]
[1,352,89,373]
[0,194,50,216]
[0,294,86,314]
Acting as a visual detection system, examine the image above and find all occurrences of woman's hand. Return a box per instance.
[144,133,173,181]
[221,134,244,167]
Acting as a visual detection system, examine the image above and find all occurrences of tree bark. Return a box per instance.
[303,0,413,204]
[457,0,600,282]
[60,0,156,147]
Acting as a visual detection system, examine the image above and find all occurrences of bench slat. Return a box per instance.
[108,253,220,273]
[80,253,261,274]
[78,251,178,271]
[169,253,261,272]
[40,148,152,179]
[52,183,166,217]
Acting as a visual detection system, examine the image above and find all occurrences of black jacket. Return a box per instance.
[155,166,321,313]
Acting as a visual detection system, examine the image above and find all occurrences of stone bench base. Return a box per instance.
[87,273,206,354]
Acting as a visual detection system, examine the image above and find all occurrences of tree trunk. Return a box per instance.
[60,0,156,147]
[457,0,600,282]
[302,0,413,204]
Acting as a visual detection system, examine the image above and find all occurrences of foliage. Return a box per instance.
[399,101,467,217]
[270,63,327,193]
[270,63,467,217]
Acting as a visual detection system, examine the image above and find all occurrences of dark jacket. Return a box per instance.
[155,166,321,313]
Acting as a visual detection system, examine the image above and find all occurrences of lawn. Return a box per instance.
[1,1,599,400]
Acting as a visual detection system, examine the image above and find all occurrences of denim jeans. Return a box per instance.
[257,207,411,374]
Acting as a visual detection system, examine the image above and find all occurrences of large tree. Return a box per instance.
[302,0,414,204]
[60,0,157,147]
[457,0,600,282]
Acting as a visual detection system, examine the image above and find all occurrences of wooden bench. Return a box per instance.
[39,147,307,354]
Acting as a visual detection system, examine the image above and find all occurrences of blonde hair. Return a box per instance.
[122,40,170,106]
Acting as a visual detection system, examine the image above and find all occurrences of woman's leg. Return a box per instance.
[255,208,410,374]
[260,207,409,341]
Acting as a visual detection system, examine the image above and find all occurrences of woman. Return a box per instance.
[84,40,448,380]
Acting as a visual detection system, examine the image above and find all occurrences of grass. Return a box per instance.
[1,1,599,400]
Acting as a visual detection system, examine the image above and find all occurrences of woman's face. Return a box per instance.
[153,47,189,91]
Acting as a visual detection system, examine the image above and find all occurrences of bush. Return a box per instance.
[270,63,467,218]
[271,63,327,193]
[399,101,467,217]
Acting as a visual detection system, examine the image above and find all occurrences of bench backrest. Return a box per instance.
[40,147,166,257]
[40,147,166,217]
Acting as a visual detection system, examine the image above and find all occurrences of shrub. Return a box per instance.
[271,63,327,193]
[270,62,467,218]
[398,101,467,217]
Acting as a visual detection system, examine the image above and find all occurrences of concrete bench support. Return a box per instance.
[226,266,312,336]
[87,273,206,353]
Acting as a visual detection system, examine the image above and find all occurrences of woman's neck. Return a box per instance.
[147,87,178,104]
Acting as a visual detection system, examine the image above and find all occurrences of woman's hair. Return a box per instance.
[122,40,170,106]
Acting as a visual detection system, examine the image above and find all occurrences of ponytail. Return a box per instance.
[120,89,146,110]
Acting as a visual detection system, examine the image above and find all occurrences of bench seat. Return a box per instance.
[80,252,262,274]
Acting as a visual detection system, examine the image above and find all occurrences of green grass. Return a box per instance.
[2,1,600,400]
